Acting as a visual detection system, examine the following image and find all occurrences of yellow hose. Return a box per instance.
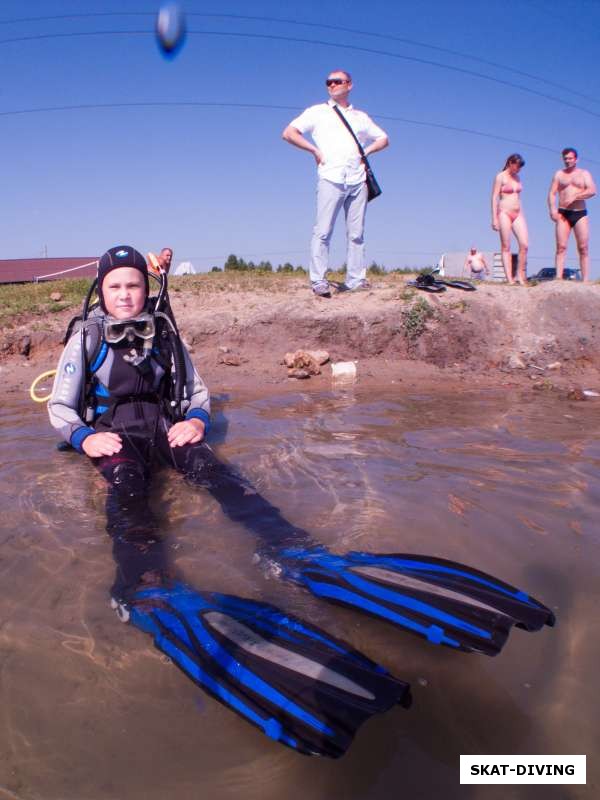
[30,370,56,403]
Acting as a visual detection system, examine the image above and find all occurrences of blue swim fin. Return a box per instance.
[178,445,554,658]
[124,583,411,758]
[269,548,555,657]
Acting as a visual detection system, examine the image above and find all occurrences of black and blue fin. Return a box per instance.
[128,583,411,758]
[276,548,555,657]
[407,277,446,293]
[434,278,476,291]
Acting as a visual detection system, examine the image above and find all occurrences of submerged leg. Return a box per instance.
[96,438,409,757]
[171,440,315,552]
[168,441,555,657]
[97,441,175,604]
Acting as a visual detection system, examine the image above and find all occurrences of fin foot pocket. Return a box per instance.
[127,583,411,758]
[278,548,554,657]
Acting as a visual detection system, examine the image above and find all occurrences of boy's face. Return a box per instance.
[102,267,147,318]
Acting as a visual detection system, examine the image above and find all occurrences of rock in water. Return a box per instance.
[19,335,31,357]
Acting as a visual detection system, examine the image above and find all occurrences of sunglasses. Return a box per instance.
[104,313,155,344]
[326,78,349,86]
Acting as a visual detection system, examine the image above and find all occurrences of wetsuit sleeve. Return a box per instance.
[181,346,211,433]
[47,330,95,451]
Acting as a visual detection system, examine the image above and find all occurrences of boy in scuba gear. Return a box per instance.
[44,247,552,754]
[46,247,414,755]
[49,244,209,457]
[48,245,554,660]
[48,242,321,612]
[48,245,211,605]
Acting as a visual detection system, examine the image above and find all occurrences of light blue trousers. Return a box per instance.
[310,178,368,288]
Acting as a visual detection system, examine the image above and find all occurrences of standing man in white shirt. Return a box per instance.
[282,70,389,297]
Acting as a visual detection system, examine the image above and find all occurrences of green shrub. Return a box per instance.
[402,296,435,339]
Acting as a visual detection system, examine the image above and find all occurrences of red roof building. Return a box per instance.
[0,257,99,284]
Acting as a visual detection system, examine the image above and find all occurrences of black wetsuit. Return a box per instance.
[99,427,305,604]
[49,314,308,604]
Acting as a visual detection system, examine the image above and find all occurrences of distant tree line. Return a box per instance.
[209,255,433,275]
[214,254,307,273]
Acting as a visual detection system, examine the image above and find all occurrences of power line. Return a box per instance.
[1,100,598,163]
[374,114,595,159]
[1,28,600,122]
[0,10,597,105]
[0,101,299,118]
[195,29,600,121]
[191,13,600,106]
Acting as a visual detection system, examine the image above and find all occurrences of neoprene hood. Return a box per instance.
[97,245,149,311]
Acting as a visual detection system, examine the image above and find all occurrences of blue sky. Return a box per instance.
[2,0,600,275]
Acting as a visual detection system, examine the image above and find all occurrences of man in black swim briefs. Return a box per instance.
[548,148,597,281]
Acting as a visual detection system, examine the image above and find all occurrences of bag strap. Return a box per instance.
[331,104,367,159]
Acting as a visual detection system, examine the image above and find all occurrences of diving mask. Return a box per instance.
[103,312,156,344]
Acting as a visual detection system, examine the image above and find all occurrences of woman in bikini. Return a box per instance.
[491,153,528,285]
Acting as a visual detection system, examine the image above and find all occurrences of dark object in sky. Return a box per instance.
[156,3,186,58]
[127,582,411,757]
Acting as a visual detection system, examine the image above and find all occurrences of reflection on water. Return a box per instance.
[1,389,598,799]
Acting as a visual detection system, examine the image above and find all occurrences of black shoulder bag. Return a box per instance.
[332,105,382,202]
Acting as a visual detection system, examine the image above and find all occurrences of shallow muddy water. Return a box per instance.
[1,387,598,800]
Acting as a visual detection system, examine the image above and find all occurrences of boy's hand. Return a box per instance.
[168,418,205,448]
[82,432,123,457]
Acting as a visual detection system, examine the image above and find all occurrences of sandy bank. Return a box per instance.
[2,275,599,399]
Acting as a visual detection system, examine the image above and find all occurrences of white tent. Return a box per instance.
[172,260,200,276]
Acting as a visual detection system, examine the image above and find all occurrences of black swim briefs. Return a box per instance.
[558,208,588,228]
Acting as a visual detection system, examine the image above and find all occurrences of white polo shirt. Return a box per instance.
[289,100,387,186]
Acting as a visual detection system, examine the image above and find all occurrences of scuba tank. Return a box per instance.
[152,269,187,422]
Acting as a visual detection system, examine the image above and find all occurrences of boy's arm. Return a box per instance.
[181,346,211,434]
[48,330,95,452]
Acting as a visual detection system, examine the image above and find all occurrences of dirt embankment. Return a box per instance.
[2,277,599,397]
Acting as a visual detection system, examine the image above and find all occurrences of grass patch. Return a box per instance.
[448,299,468,313]
[166,270,423,294]
[402,296,435,340]
[0,268,429,325]
[0,278,93,327]
[167,271,308,295]
[398,287,417,302]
